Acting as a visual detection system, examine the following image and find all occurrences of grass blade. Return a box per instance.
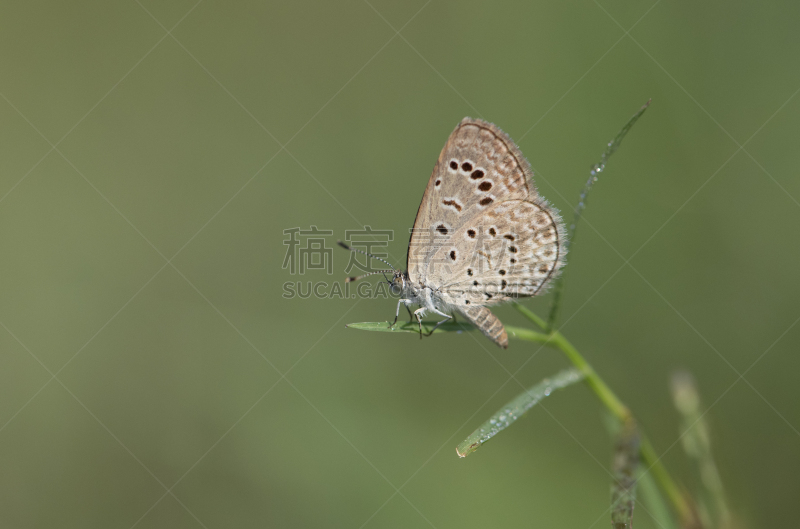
[604,413,678,529]
[600,99,652,166]
[346,321,552,344]
[548,100,652,329]
[637,469,678,529]
[456,368,584,457]
[671,371,732,529]
[611,419,641,529]
[347,320,473,334]
[345,321,469,333]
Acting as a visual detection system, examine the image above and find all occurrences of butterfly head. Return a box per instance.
[389,270,411,296]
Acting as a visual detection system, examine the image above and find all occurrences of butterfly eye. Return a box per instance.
[467,229,476,238]
[449,160,458,170]
[470,169,484,180]
[461,162,473,172]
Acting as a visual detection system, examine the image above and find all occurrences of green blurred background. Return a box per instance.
[1,0,798,527]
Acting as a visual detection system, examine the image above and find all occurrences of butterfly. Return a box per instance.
[343,118,566,348]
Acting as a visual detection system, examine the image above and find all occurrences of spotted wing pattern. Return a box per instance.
[405,117,567,348]
[407,118,534,282]
[435,199,563,307]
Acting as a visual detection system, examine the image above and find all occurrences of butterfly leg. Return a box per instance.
[391,299,413,329]
[405,305,414,324]
[422,307,452,337]
[413,307,427,339]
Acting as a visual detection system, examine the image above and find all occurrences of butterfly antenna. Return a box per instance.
[337,241,397,271]
[344,269,395,283]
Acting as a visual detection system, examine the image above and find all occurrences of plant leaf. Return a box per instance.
[600,99,651,166]
[346,321,468,334]
[456,368,584,457]
[548,100,651,329]
[346,321,553,344]
[636,469,678,529]
[611,418,641,529]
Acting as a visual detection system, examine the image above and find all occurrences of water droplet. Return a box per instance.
[544,387,552,396]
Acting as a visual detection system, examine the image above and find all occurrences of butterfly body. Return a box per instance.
[391,118,567,348]
[391,270,459,322]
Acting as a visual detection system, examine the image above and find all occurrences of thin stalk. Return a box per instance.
[513,303,693,525]
[513,303,549,331]
[547,330,631,423]
[639,437,692,525]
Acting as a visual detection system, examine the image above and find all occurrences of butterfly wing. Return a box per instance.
[406,118,566,348]
[407,118,535,283]
[436,199,564,306]
[461,305,508,348]
[408,117,565,293]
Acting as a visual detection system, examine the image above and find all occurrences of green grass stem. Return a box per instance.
[512,303,694,525]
